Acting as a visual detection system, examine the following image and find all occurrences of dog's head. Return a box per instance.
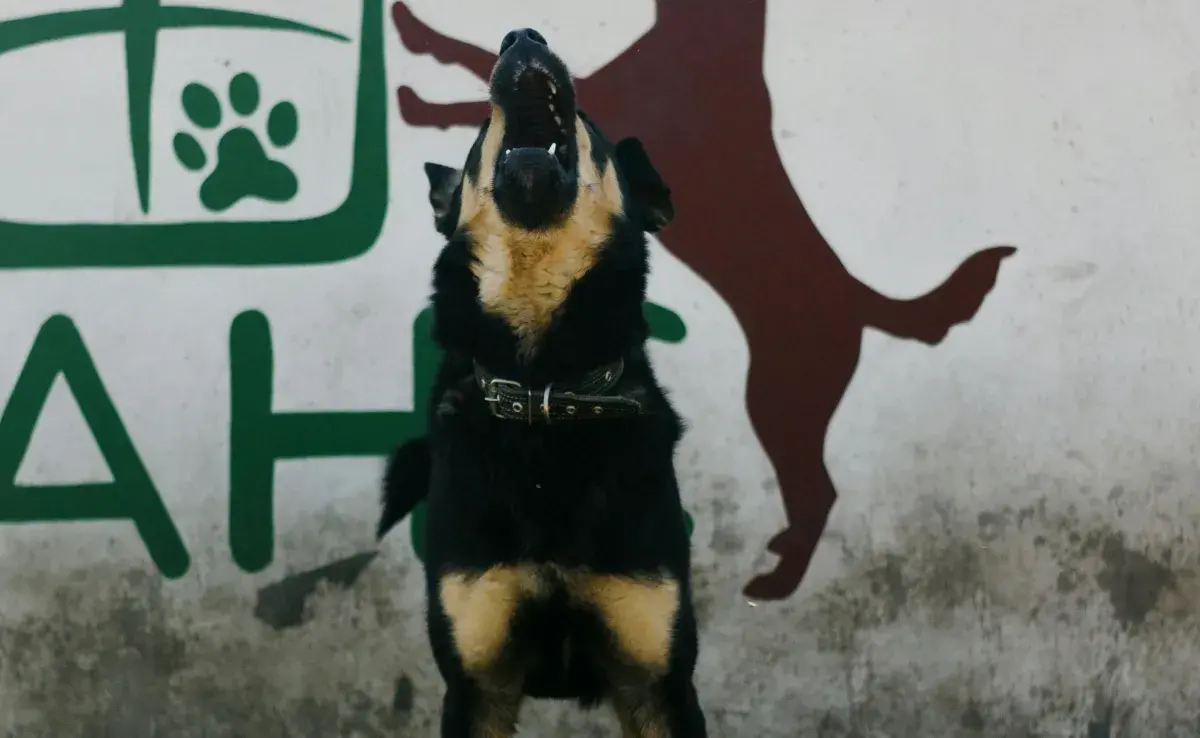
[423,28,673,238]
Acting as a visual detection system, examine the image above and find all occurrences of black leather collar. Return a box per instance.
[473,358,644,423]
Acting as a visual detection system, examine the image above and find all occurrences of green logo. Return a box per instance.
[0,0,387,269]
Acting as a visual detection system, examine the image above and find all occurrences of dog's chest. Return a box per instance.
[470,228,601,351]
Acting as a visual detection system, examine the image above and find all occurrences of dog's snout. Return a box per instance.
[499,28,548,55]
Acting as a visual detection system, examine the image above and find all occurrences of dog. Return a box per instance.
[390,0,1017,601]
[378,28,708,737]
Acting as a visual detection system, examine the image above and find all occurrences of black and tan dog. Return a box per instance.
[376,27,707,738]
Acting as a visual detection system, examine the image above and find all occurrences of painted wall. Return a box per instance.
[0,0,1194,735]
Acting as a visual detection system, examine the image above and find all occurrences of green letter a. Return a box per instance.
[0,316,189,578]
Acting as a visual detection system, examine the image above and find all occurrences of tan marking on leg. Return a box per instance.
[568,572,680,674]
[439,565,543,674]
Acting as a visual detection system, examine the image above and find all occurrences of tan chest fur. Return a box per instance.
[458,111,625,356]
[468,209,611,354]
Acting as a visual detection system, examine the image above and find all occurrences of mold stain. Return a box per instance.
[1095,533,1175,628]
[782,492,1200,736]
[1,486,1198,736]
[0,548,428,737]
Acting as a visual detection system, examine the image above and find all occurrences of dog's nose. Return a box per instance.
[499,28,548,55]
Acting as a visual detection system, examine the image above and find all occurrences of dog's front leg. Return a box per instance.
[435,567,538,736]
[611,674,708,738]
[574,571,708,736]
[440,681,521,738]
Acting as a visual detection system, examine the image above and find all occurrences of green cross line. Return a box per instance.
[0,0,349,214]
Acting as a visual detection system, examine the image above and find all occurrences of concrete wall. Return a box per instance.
[0,0,1195,735]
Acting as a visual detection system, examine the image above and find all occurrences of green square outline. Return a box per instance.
[0,0,387,270]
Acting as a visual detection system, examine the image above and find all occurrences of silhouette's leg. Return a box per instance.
[397,86,490,130]
[860,245,1016,345]
[392,2,497,81]
[743,460,837,601]
[764,465,833,557]
[738,321,859,601]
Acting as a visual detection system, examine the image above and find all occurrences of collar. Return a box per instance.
[473,358,644,423]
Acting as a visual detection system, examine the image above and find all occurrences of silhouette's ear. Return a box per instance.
[614,137,673,232]
[424,162,461,237]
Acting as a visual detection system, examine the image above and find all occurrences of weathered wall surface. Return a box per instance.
[0,0,1196,735]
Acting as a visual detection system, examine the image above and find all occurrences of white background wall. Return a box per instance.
[0,1,1197,735]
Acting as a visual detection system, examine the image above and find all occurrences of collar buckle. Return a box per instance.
[475,360,641,423]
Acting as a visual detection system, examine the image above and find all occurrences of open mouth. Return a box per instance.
[487,30,579,227]
[500,65,573,170]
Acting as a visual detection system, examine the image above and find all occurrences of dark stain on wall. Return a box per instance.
[253,550,378,630]
[0,525,420,737]
[775,485,1200,735]
[391,675,415,714]
[707,476,747,557]
[1095,533,1175,628]
[1086,701,1113,738]
[959,701,985,731]
[1,486,1197,735]
[802,495,1192,648]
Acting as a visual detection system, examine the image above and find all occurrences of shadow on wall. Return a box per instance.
[392,0,1017,599]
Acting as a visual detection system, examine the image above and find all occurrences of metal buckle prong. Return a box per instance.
[484,377,521,402]
[482,377,522,419]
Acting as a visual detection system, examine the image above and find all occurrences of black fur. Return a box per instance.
[376,436,431,540]
[379,29,706,737]
[613,134,674,233]
[424,162,461,238]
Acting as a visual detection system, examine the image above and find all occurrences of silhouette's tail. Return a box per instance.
[863,245,1016,344]
[376,436,432,541]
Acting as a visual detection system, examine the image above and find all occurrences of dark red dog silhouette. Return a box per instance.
[391,0,1016,601]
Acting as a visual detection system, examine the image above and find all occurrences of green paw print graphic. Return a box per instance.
[173,72,299,212]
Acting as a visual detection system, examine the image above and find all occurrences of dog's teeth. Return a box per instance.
[504,148,511,157]
[549,82,557,94]
[553,114,563,127]
[548,142,557,156]
[548,102,556,112]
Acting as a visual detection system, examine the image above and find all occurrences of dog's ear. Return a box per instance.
[424,162,461,237]
[614,137,673,232]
